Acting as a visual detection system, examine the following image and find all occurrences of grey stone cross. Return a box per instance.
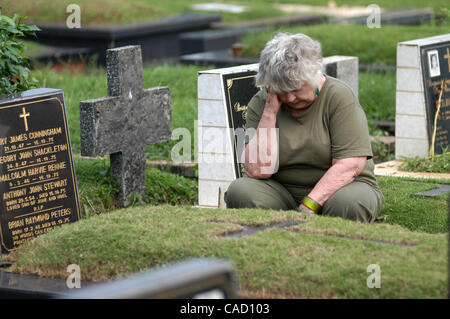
[80,45,172,207]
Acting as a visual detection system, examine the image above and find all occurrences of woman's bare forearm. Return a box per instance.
[306,157,366,206]
[242,109,279,179]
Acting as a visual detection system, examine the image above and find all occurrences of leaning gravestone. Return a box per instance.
[80,45,172,207]
[0,89,81,254]
[395,34,450,158]
[197,56,358,208]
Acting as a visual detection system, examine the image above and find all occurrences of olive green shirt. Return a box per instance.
[245,76,382,199]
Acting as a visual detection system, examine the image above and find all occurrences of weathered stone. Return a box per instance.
[80,45,172,206]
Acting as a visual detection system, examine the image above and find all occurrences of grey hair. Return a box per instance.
[256,32,324,93]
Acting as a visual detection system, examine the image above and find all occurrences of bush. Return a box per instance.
[0,9,40,95]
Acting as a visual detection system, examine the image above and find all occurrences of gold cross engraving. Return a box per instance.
[19,107,30,131]
[444,48,450,73]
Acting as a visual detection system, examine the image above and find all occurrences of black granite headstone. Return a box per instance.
[0,89,81,253]
[222,71,260,179]
[420,41,450,154]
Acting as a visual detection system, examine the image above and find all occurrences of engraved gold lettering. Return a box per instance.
[33,144,68,157]
[0,170,27,182]
[0,153,17,164]
[28,127,62,139]
[25,213,50,226]
[3,187,27,200]
[27,165,47,177]
[47,161,66,172]
[19,150,33,160]
[8,219,24,230]
[9,133,28,143]
[44,179,67,191]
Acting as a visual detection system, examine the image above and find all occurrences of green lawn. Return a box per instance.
[75,156,198,217]
[31,64,397,160]
[241,24,450,65]
[6,205,447,298]
[3,0,449,25]
[31,64,207,159]
[73,154,449,234]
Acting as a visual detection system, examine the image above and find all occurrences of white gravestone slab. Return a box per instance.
[197,56,359,208]
[395,34,450,159]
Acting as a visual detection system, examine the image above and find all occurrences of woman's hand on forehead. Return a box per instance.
[264,87,283,115]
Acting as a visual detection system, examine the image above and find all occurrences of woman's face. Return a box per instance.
[276,84,316,117]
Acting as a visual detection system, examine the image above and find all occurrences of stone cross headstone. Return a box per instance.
[80,45,172,207]
[395,34,450,158]
[197,56,359,208]
[0,88,81,254]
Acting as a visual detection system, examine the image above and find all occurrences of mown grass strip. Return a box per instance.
[6,205,447,298]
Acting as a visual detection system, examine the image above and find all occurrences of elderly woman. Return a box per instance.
[224,32,384,222]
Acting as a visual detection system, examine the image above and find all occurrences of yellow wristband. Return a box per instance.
[301,196,322,212]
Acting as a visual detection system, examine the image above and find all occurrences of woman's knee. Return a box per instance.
[225,177,296,210]
[321,183,381,223]
[224,178,253,208]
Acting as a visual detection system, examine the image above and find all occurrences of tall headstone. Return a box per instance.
[80,46,172,207]
[395,34,450,158]
[197,56,359,208]
[0,88,81,253]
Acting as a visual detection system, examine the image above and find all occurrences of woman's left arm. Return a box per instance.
[300,156,367,212]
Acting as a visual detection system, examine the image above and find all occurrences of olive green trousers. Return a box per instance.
[224,177,383,223]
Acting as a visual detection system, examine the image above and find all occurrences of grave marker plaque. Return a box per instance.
[222,71,260,178]
[0,88,81,253]
[420,42,450,154]
[396,34,450,158]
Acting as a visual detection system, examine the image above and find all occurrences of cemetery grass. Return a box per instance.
[376,176,448,234]
[32,64,396,161]
[74,157,198,217]
[74,154,448,234]
[4,0,449,25]
[6,205,448,298]
[32,63,208,160]
[2,0,287,25]
[241,24,450,65]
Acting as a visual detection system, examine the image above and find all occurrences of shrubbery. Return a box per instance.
[0,9,40,95]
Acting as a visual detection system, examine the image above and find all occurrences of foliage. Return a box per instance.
[0,9,40,94]
[75,157,197,218]
[399,149,450,173]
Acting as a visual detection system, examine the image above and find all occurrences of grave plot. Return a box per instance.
[4,205,447,298]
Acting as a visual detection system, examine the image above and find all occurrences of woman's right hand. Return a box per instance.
[264,87,282,116]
